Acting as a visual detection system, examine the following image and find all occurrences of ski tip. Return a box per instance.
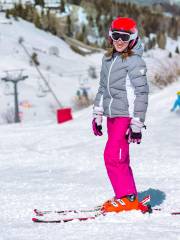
[171,212,180,215]
[32,217,38,222]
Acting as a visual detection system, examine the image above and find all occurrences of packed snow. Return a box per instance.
[0,78,180,239]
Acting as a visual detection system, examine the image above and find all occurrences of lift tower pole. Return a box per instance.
[1,69,28,123]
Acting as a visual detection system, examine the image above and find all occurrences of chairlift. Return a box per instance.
[41,84,50,93]
[41,75,50,93]
[79,75,89,85]
[36,84,47,98]
[36,76,50,95]
[78,76,90,92]
[39,83,50,94]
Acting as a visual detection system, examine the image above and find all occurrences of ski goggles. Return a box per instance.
[109,30,137,42]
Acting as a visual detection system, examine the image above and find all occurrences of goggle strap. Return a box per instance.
[129,31,138,41]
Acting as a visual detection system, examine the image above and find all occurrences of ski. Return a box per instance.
[32,210,104,223]
[32,196,151,223]
[33,195,151,217]
[32,215,99,223]
[32,208,180,224]
[34,206,101,217]
[32,206,154,224]
[171,212,180,215]
[153,208,180,215]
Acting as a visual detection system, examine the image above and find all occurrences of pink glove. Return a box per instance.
[92,106,103,136]
[126,118,145,144]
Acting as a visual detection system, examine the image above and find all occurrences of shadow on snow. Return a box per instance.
[138,188,166,207]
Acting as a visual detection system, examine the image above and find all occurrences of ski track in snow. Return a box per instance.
[0,87,180,238]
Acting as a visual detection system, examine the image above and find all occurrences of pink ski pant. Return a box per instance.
[104,117,137,199]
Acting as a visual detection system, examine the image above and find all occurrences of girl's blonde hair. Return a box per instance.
[105,46,134,60]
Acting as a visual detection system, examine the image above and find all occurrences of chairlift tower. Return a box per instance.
[1,69,28,123]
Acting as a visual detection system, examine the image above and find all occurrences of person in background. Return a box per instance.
[171,91,180,112]
[92,17,149,213]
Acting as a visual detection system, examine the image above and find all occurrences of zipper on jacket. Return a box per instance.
[107,56,118,117]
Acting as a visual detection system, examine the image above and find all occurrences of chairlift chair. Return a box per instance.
[36,84,47,98]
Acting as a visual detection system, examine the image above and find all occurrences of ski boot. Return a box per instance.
[101,194,139,213]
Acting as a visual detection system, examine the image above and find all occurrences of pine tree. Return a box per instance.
[5,9,10,19]
[168,52,172,58]
[151,37,157,49]
[26,4,34,22]
[60,0,65,13]
[34,0,45,7]
[15,3,24,18]
[157,31,166,49]
[48,13,57,35]
[175,46,179,54]
[67,15,72,37]
[33,11,42,29]
[11,5,19,21]
[169,17,178,40]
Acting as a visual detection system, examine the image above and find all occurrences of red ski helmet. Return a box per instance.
[109,17,138,49]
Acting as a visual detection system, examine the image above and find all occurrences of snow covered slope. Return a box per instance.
[0,12,180,124]
[0,78,180,239]
[0,12,102,123]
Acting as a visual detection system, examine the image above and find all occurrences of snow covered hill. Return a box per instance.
[0,78,180,239]
[0,12,102,123]
[0,12,180,125]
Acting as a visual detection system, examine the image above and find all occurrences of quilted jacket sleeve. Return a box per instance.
[127,55,149,122]
[93,57,106,112]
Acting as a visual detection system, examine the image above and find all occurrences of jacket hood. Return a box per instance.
[132,39,144,56]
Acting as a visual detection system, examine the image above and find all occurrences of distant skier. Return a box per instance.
[92,17,149,213]
[171,91,180,112]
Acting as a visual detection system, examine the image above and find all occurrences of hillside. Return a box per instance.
[0,12,180,124]
[0,12,103,123]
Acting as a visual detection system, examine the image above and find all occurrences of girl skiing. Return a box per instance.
[92,17,149,213]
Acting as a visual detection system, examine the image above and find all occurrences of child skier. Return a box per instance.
[92,17,149,213]
[171,91,180,112]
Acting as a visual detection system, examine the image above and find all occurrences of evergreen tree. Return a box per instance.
[48,13,57,35]
[169,17,178,40]
[5,9,10,19]
[26,4,34,22]
[157,31,166,49]
[69,0,81,5]
[67,15,72,36]
[148,39,153,49]
[168,52,172,58]
[11,5,19,21]
[60,0,66,13]
[33,11,42,29]
[151,37,157,49]
[175,46,180,54]
[15,3,24,18]
[34,0,45,8]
